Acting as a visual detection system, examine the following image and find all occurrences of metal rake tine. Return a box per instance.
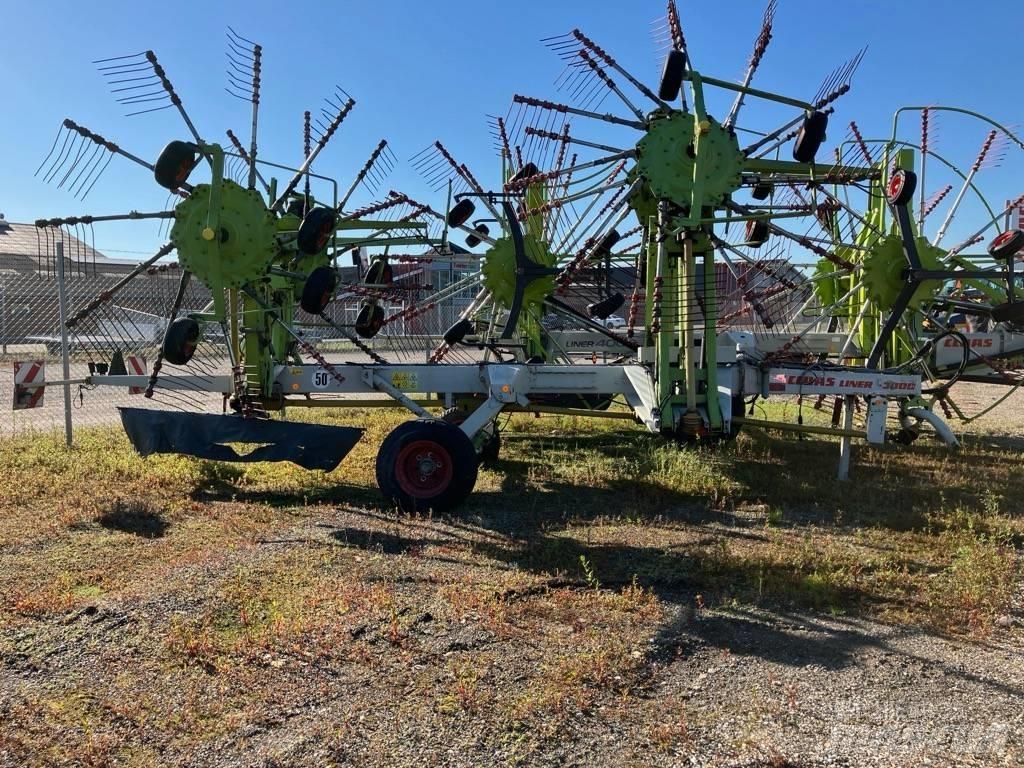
[934,129,1001,247]
[665,0,688,54]
[572,28,672,111]
[107,74,160,90]
[73,146,113,200]
[848,121,874,165]
[65,141,104,194]
[95,58,151,74]
[79,153,115,200]
[101,50,204,144]
[369,144,394,182]
[43,129,81,185]
[35,122,70,177]
[226,57,254,80]
[814,47,867,106]
[92,51,148,64]
[98,64,155,79]
[226,38,256,62]
[650,13,676,57]
[541,31,583,61]
[922,185,953,220]
[227,25,260,47]
[125,103,176,118]
[974,129,1005,170]
[272,94,356,212]
[724,0,776,129]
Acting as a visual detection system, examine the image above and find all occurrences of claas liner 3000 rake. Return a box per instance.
[33,5,1024,512]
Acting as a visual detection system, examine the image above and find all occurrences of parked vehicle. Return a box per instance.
[601,315,627,330]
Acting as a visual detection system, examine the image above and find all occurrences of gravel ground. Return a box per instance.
[2,504,1021,768]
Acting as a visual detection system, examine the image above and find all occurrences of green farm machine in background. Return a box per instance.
[29,4,1024,511]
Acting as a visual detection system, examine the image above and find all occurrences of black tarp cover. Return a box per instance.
[118,407,362,471]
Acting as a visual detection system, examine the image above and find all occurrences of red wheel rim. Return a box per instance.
[993,230,1017,247]
[887,172,904,200]
[394,439,453,498]
[745,219,758,239]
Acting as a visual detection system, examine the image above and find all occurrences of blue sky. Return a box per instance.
[2,0,1022,258]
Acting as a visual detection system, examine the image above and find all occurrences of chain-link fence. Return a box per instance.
[0,248,479,439]
[0,251,220,437]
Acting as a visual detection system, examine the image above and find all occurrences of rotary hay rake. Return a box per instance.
[28,4,1024,512]
[777,109,1024,438]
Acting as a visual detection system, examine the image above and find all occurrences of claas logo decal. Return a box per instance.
[769,372,916,392]
[942,337,993,348]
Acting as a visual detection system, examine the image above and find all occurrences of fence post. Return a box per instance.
[836,395,854,481]
[0,282,6,355]
[55,242,73,448]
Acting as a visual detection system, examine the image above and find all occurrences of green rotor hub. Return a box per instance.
[633,111,744,214]
[481,234,555,317]
[861,234,944,311]
[171,180,278,289]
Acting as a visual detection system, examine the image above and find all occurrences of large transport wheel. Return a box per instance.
[376,418,479,512]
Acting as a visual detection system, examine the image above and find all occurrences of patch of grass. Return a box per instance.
[0,404,1021,763]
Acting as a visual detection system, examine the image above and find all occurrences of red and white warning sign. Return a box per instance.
[12,360,46,410]
[126,355,147,394]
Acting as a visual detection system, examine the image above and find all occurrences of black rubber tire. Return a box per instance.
[508,162,539,186]
[297,207,338,256]
[792,111,829,164]
[300,266,338,315]
[587,292,625,320]
[594,229,621,256]
[154,141,198,190]
[376,418,479,512]
[751,181,773,201]
[441,407,501,466]
[745,219,769,248]
[658,49,687,101]
[988,229,1024,260]
[163,317,200,366]
[364,258,393,286]
[443,318,474,346]
[447,199,476,227]
[889,426,920,446]
[991,301,1024,325]
[885,169,917,207]
[465,224,490,248]
[355,302,385,339]
[479,431,501,466]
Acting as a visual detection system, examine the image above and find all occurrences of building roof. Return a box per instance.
[0,219,144,275]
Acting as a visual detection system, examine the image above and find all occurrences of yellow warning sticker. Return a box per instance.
[290,367,303,376]
[391,372,418,390]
